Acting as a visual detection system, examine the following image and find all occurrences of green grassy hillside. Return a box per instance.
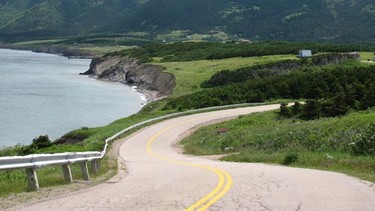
[124,0,375,42]
[182,109,375,182]
[157,55,295,96]
[0,0,374,42]
[0,0,140,39]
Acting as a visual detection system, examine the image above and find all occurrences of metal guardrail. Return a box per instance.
[0,102,265,191]
[0,152,102,171]
[0,151,102,190]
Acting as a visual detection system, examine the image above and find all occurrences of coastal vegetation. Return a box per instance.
[0,42,373,157]
[164,62,375,110]
[0,36,143,57]
[0,156,116,198]
[1,0,374,204]
[157,54,295,96]
[0,41,374,198]
[113,41,368,63]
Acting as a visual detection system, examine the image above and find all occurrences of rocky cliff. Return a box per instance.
[81,56,176,99]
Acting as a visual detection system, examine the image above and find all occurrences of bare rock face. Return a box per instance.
[311,53,361,65]
[81,56,176,96]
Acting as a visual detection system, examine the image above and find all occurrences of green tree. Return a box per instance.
[31,135,52,149]
[302,100,322,120]
[279,103,292,117]
[330,91,349,116]
[291,102,302,116]
[361,82,375,109]
[344,84,357,108]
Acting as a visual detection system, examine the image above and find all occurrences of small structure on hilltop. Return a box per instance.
[239,39,252,43]
[298,50,312,58]
[235,39,252,44]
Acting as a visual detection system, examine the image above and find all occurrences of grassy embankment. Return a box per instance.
[182,109,375,183]
[0,156,116,199]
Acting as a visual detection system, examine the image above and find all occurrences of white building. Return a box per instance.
[298,50,312,58]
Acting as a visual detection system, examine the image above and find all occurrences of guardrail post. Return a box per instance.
[80,161,90,181]
[91,160,99,174]
[25,168,39,191]
[62,164,73,183]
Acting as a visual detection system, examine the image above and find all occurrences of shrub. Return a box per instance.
[20,135,53,155]
[351,123,375,156]
[279,103,292,117]
[282,152,299,165]
[31,135,52,149]
[291,102,302,116]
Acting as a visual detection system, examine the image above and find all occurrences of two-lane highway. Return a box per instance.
[10,104,375,210]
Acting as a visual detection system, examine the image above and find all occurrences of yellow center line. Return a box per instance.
[198,169,232,211]
[146,116,233,210]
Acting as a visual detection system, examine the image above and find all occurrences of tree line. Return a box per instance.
[164,65,375,114]
[202,53,360,88]
[111,41,370,63]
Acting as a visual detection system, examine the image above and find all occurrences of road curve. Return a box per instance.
[10,104,375,210]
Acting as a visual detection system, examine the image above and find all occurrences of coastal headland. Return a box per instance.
[81,56,176,102]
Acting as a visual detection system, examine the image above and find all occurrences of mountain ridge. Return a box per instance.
[0,0,374,42]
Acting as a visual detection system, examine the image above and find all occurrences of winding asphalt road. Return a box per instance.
[11,104,375,210]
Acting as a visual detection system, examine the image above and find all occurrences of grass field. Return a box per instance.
[181,108,375,183]
[77,45,136,56]
[8,38,142,56]
[155,55,296,96]
[10,39,64,46]
[360,52,375,61]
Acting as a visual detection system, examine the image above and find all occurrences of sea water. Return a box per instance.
[0,49,144,147]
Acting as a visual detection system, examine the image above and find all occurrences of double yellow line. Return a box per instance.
[146,117,233,211]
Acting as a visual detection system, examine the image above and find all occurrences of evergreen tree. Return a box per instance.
[344,84,357,108]
[279,103,292,117]
[302,100,322,120]
[291,102,302,116]
[278,82,291,98]
[361,82,375,109]
[330,91,349,116]
[330,80,344,97]
[352,81,365,101]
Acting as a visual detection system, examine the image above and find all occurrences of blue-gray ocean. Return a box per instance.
[0,49,144,147]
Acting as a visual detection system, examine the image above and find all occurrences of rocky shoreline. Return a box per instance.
[0,45,169,101]
[81,56,176,102]
[55,56,176,145]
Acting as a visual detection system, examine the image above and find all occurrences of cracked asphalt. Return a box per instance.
[9,105,375,210]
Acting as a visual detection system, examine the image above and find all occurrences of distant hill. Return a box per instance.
[0,0,374,42]
[0,0,141,38]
